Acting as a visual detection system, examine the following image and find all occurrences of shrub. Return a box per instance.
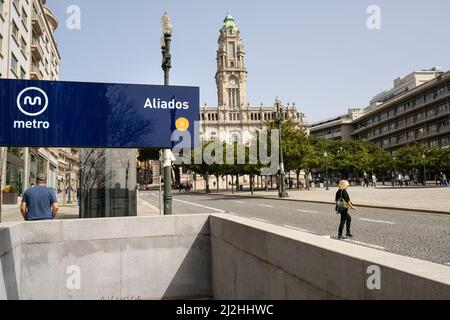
[2,185,18,193]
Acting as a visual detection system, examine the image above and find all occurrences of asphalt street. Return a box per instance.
[140,191,450,266]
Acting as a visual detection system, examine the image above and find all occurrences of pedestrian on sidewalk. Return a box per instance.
[399,173,404,187]
[363,172,369,188]
[371,174,377,188]
[335,180,356,240]
[20,174,59,221]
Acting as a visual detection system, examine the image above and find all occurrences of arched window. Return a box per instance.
[230,132,241,144]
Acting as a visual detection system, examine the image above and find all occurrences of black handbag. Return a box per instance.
[335,190,348,213]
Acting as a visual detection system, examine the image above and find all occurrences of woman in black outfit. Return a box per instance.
[335,180,356,239]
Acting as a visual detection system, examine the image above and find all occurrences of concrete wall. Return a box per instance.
[0,215,211,300]
[210,214,450,300]
[0,222,22,300]
[1,214,450,300]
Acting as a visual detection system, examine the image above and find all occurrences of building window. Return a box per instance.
[11,53,18,74]
[436,86,446,98]
[415,112,424,121]
[20,36,27,55]
[438,103,448,114]
[20,67,26,79]
[228,42,236,58]
[12,21,19,41]
[389,123,396,130]
[428,124,437,133]
[228,88,240,110]
[13,0,19,13]
[0,0,4,15]
[416,128,425,137]
[21,7,28,28]
[429,140,439,148]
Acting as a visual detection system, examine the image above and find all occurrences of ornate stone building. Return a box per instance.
[199,13,309,144]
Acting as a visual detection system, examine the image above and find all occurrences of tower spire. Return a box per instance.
[223,10,236,29]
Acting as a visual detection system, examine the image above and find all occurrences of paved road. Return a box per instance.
[140,191,450,266]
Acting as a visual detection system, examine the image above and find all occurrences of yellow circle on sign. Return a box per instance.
[176,117,190,131]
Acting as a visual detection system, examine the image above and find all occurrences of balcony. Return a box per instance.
[32,13,45,36]
[30,64,43,80]
[31,39,44,62]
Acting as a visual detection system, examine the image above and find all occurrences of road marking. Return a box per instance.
[283,225,312,233]
[234,201,246,204]
[148,194,225,213]
[323,235,331,238]
[343,239,386,250]
[250,217,268,223]
[296,209,318,214]
[359,218,395,225]
[226,212,237,215]
[259,204,273,208]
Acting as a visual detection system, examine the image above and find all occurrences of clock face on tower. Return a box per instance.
[230,79,236,85]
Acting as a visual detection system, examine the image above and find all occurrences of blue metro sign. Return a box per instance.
[0,79,199,148]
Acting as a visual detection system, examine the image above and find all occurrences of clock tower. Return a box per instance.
[215,12,248,119]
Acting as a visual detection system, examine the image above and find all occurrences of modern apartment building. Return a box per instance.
[310,108,363,141]
[352,71,450,152]
[369,68,443,107]
[0,0,62,194]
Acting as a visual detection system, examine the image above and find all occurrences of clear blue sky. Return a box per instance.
[47,0,450,123]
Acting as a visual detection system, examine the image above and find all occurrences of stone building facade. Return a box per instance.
[199,13,309,144]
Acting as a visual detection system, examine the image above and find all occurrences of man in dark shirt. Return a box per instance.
[20,174,59,221]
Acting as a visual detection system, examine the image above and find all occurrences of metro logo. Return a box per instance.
[23,96,42,106]
[16,87,49,117]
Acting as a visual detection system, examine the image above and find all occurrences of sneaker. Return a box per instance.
[338,235,347,240]
[346,233,354,238]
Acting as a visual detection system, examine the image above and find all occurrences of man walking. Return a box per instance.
[20,174,59,221]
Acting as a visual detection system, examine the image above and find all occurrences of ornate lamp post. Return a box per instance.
[324,152,329,190]
[422,154,426,186]
[274,98,288,198]
[161,12,173,215]
[67,163,72,204]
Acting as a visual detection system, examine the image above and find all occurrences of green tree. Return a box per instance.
[394,143,428,172]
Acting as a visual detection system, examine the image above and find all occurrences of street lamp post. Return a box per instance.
[67,163,72,204]
[274,98,288,198]
[161,12,173,215]
[324,152,329,190]
[422,154,426,186]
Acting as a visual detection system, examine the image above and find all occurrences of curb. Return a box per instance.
[192,191,450,216]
